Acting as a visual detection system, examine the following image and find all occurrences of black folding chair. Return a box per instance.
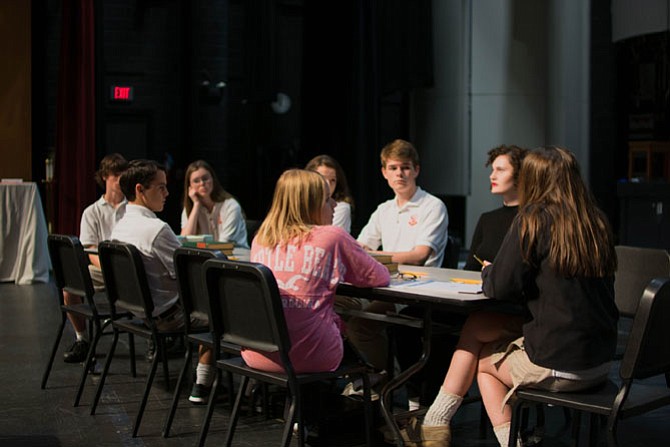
[509,277,670,447]
[162,246,239,444]
[41,234,135,407]
[613,245,670,357]
[203,258,375,447]
[91,240,184,437]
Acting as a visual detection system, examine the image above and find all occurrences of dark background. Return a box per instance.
[30,0,670,243]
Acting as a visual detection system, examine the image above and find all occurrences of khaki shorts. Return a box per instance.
[490,336,608,411]
[88,264,106,291]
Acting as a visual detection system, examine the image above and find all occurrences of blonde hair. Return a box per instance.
[254,169,328,247]
[517,146,616,277]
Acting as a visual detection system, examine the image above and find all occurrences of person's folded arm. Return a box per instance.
[373,245,433,266]
[481,222,527,302]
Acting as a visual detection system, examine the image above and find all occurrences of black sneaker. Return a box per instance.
[63,340,90,363]
[145,337,185,363]
[189,383,211,404]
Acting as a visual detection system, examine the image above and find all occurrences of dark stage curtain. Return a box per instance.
[54,0,96,235]
[302,0,433,232]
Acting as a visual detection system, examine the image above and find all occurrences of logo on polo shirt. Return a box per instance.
[408,215,418,226]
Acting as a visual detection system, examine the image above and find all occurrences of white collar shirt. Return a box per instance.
[79,196,127,247]
[111,204,180,318]
[357,187,448,267]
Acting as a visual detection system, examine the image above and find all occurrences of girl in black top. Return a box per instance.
[397,146,618,447]
[464,145,528,270]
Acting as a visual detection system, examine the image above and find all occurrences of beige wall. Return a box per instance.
[0,0,31,180]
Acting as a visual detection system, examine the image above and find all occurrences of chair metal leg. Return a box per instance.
[280,390,298,447]
[225,370,235,410]
[41,314,66,389]
[162,344,193,437]
[157,336,171,390]
[360,372,374,447]
[197,372,220,447]
[225,375,249,447]
[128,333,136,377]
[132,347,160,437]
[74,327,102,407]
[91,329,120,415]
[508,398,524,447]
[606,423,619,447]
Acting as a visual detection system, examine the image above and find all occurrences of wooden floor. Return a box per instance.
[2,279,670,447]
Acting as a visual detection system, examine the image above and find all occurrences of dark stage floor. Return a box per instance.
[1,279,669,447]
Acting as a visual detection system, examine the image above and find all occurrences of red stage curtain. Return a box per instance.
[54,0,96,235]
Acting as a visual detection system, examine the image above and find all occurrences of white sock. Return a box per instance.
[408,396,422,412]
[196,363,214,387]
[75,331,88,342]
[423,390,463,426]
[493,422,522,447]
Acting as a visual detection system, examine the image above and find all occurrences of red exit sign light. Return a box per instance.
[110,85,134,102]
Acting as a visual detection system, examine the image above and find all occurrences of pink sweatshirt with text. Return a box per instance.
[244,225,390,373]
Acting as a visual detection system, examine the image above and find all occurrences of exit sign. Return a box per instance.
[110,85,134,102]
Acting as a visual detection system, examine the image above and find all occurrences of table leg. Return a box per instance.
[380,305,433,446]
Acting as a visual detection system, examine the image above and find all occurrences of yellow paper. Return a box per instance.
[451,277,482,285]
[397,270,428,277]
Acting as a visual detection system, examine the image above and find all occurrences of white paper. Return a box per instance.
[390,279,485,299]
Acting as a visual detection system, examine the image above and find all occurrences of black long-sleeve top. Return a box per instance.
[464,205,518,271]
[481,217,619,371]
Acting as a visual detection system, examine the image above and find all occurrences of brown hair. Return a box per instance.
[254,169,328,247]
[517,146,616,277]
[305,154,354,206]
[380,139,420,168]
[486,145,528,185]
[182,160,232,216]
[94,153,128,189]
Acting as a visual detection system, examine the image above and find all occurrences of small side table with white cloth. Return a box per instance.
[0,182,51,284]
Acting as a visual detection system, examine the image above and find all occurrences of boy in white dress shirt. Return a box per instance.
[111,160,214,404]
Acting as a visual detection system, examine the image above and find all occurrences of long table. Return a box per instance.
[0,182,51,284]
[337,266,508,446]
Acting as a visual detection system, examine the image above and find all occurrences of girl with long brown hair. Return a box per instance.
[396,146,618,447]
[181,160,248,248]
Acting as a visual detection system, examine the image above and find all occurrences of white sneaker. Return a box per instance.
[341,381,380,401]
[292,422,316,446]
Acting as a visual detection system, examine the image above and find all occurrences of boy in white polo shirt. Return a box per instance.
[63,153,128,364]
[349,139,449,371]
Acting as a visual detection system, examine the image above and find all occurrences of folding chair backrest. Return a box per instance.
[204,259,289,359]
[47,234,95,300]
[620,277,670,381]
[173,247,226,332]
[615,246,670,317]
[98,240,154,319]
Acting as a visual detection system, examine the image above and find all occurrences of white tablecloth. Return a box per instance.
[0,182,51,284]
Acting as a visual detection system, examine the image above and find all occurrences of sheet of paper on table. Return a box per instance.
[389,279,486,300]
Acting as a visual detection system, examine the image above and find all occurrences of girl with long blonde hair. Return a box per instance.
[246,169,390,374]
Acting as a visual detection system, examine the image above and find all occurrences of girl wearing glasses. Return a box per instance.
[181,160,249,248]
